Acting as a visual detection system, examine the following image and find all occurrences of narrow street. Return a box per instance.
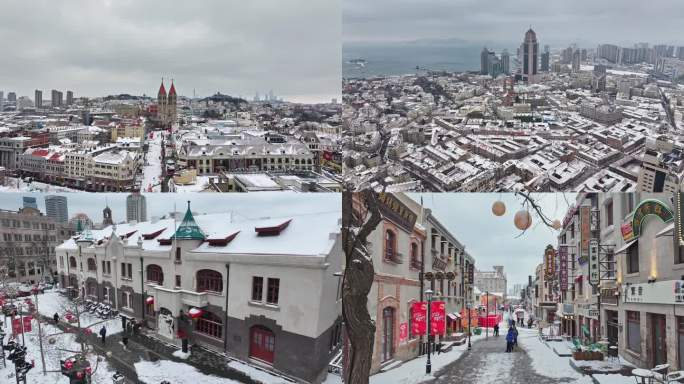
[427,328,580,384]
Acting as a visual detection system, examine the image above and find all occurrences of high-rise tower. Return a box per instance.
[522,28,539,83]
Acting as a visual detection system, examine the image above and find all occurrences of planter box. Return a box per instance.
[573,351,604,361]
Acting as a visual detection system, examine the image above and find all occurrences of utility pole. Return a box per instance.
[33,291,46,375]
[486,291,489,339]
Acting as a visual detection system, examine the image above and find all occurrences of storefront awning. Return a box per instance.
[447,313,459,321]
[614,239,637,254]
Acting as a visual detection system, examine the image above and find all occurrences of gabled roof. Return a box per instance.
[174,201,206,240]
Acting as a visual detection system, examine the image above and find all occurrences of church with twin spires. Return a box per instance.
[156,78,177,129]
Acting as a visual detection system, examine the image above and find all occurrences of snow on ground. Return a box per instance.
[36,290,123,335]
[173,349,191,360]
[172,175,212,192]
[0,314,116,384]
[0,177,80,193]
[516,326,590,381]
[473,352,516,384]
[370,332,488,384]
[136,360,244,384]
[226,360,292,384]
[142,131,163,192]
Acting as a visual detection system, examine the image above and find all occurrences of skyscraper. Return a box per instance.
[480,47,490,75]
[592,65,607,92]
[66,90,73,106]
[45,195,69,223]
[0,91,3,112]
[522,28,539,83]
[572,49,581,72]
[51,89,63,107]
[7,92,16,103]
[540,51,550,72]
[126,193,147,223]
[501,50,510,74]
[35,90,42,109]
[22,196,38,210]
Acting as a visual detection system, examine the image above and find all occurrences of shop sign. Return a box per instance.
[579,206,591,265]
[544,245,555,279]
[624,280,684,305]
[622,199,674,242]
[467,263,474,285]
[432,256,447,271]
[675,193,684,246]
[559,245,568,290]
[377,193,418,233]
[588,239,600,286]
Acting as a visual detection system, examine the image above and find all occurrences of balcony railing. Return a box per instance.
[181,290,208,307]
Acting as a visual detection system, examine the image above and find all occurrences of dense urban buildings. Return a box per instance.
[44,195,68,223]
[343,29,684,192]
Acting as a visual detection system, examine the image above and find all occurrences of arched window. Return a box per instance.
[146,264,164,285]
[87,258,97,272]
[196,269,223,293]
[69,256,77,268]
[196,310,223,339]
[385,230,396,261]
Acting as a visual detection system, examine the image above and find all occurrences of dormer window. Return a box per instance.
[255,219,292,236]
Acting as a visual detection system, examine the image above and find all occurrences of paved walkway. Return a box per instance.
[425,331,579,384]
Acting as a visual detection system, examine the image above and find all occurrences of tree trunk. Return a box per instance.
[342,191,382,384]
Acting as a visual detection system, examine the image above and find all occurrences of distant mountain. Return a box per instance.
[103,94,148,101]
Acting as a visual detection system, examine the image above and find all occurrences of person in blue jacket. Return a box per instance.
[506,327,515,352]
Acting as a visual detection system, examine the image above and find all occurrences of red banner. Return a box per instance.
[23,316,32,333]
[559,245,568,290]
[399,322,408,343]
[411,302,427,336]
[431,301,446,335]
[12,318,22,335]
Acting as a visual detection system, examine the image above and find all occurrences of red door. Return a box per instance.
[250,326,275,364]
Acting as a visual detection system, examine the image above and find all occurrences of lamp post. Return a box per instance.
[485,291,489,339]
[425,288,433,374]
[467,302,472,351]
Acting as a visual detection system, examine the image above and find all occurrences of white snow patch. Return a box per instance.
[173,349,191,359]
[226,360,292,384]
[135,360,242,384]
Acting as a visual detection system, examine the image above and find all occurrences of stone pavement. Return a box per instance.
[426,330,579,384]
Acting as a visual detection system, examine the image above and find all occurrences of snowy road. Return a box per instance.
[426,327,593,384]
[142,131,163,192]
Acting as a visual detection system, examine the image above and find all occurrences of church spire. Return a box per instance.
[158,77,167,97]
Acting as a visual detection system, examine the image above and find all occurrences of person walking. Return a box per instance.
[53,312,59,324]
[506,327,514,352]
[99,325,107,345]
[494,323,499,337]
[512,325,519,350]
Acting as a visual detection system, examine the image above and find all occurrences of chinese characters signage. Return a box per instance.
[559,245,568,290]
[411,302,427,336]
[467,263,474,285]
[579,206,591,265]
[377,193,418,233]
[622,199,674,242]
[544,245,555,279]
[399,322,408,343]
[588,239,600,286]
[624,280,684,305]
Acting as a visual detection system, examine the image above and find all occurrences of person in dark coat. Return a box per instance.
[512,326,519,349]
[53,312,59,324]
[99,326,107,345]
[493,323,499,336]
[506,327,515,352]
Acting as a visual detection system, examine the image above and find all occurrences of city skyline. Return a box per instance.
[0,0,341,104]
[0,192,340,226]
[344,0,684,46]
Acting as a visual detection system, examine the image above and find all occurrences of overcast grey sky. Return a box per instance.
[344,0,684,47]
[0,0,341,103]
[0,192,340,226]
[409,193,576,291]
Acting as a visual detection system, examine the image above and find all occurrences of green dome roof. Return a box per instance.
[174,201,206,240]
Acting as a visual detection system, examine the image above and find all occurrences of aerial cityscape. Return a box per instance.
[343,28,684,192]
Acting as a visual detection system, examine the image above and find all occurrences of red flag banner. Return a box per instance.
[22,316,32,333]
[399,322,408,343]
[411,302,427,336]
[430,301,446,336]
[12,318,22,335]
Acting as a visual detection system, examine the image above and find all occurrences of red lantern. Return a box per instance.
[65,360,74,370]
[145,296,154,305]
[76,371,84,379]
[85,367,92,375]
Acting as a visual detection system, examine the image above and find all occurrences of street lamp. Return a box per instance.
[467,302,472,351]
[425,288,433,374]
